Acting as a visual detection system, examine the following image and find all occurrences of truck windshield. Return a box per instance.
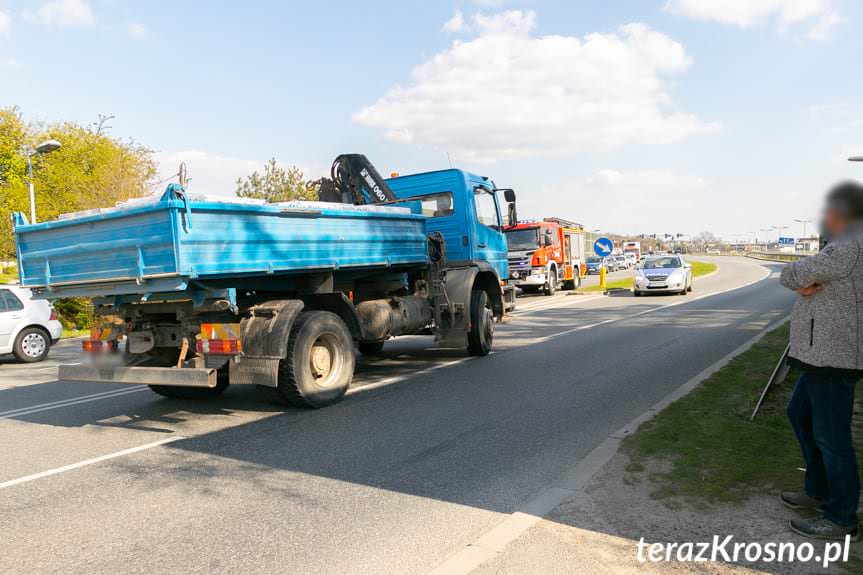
[505,228,539,250]
[386,192,454,218]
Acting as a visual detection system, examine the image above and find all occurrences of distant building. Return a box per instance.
[796,236,820,253]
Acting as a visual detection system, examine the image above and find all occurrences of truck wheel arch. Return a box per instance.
[469,269,504,320]
[300,293,364,340]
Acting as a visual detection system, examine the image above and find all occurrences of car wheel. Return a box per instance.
[13,327,51,363]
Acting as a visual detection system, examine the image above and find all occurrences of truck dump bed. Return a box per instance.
[13,186,429,298]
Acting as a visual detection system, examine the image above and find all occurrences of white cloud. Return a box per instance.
[35,0,96,27]
[354,11,720,162]
[531,170,710,235]
[126,22,148,39]
[155,150,325,197]
[665,0,839,38]
[0,57,22,69]
[155,150,263,196]
[0,10,10,34]
[442,10,465,33]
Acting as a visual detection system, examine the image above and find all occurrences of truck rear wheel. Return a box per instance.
[149,366,229,399]
[358,340,385,355]
[467,290,493,356]
[270,311,354,408]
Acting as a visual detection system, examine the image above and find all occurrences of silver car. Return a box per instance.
[633,256,693,296]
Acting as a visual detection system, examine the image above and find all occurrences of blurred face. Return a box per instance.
[821,206,849,237]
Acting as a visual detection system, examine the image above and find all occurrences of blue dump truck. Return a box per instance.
[13,155,517,407]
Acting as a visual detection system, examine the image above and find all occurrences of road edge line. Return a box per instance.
[426,313,790,575]
[0,436,185,490]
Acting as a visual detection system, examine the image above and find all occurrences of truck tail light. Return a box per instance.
[196,339,242,354]
[198,323,242,355]
[83,340,119,353]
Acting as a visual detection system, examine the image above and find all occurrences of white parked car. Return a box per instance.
[0,284,63,362]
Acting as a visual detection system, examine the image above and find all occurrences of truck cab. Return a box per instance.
[387,170,508,279]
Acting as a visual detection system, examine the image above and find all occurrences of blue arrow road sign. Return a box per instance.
[594,237,614,257]
[779,237,794,245]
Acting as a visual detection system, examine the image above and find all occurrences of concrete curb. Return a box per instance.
[427,312,791,575]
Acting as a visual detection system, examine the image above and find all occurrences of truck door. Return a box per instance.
[470,186,507,278]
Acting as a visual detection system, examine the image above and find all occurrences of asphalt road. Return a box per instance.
[0,257,795,575]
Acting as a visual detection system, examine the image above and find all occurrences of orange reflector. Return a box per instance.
[83,340,119,353]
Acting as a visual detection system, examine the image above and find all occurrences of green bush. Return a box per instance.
[53,298,93,331]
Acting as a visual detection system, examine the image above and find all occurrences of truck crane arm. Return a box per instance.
[316,154,397,205]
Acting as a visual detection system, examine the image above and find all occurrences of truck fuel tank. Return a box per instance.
[355,296,433,341]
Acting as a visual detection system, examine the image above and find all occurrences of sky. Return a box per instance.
[1,0,861,240]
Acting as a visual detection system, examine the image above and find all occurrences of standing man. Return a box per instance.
[780,181,863,540]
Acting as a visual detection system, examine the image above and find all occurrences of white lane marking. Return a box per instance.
[427,314,788,575]
[524,264,772,345]
[0,436,184,491]
[513,293,604,312]
[347,356,478,396]
[0,387,148,420]
[513,294,605,313]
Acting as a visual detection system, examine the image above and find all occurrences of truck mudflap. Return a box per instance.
[58,365,217,387]
[231,299,305,388]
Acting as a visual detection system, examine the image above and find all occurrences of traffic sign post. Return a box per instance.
[593,237,613,291]
[593,237,613,257]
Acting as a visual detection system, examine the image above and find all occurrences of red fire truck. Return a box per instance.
[504,218,586,295]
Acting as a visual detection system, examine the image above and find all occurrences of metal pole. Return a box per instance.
[27,153,36,223]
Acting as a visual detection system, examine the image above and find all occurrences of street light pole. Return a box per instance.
[24,139,62,223]
[794,218,811,251]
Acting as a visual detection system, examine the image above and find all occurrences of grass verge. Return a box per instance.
[622,323,863,504]
[690,260,717,277]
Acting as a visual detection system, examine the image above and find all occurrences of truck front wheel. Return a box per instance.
[544,269,557,296]
[467,290,493,356]
[271,311,354,408]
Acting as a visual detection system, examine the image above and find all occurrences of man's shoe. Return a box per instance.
[781,491,824,512]
[788,517,860,541]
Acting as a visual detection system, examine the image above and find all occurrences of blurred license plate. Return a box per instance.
[649,280,666,286]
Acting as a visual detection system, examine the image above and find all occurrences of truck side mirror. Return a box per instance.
[496,188,518,227]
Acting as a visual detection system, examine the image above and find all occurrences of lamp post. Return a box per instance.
[25,139,62,224]
[760,228,771,246]
[794,218,811,252]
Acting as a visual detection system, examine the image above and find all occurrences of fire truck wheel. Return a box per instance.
[544,270,557,296]
[467,289,493,356]
[273,311,354,408]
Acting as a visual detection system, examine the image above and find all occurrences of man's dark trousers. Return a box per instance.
[787,371,860,527]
